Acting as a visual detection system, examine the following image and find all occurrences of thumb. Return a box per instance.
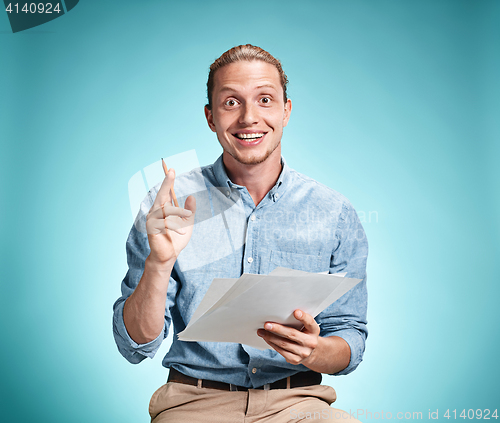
[184,195,196,216]
[294,310,320,335]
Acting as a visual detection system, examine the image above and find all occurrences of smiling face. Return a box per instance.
[205,60,292,167]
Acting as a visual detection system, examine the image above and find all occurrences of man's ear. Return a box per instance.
[283,99,292,128]
[204,105,217,133]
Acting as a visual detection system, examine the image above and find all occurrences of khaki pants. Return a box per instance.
[149,382,361,422]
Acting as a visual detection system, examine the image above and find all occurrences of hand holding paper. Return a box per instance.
[177,268,362,350]
[257,309,321,365]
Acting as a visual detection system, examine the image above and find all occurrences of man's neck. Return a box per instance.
[222,148,282,206]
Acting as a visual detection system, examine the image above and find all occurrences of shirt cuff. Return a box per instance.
[328,329,365,376]
[113,299,164,360]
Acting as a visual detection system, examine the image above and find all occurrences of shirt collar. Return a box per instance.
[212,154,290,202]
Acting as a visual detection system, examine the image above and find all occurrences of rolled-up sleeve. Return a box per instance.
[317,201,369,376]
[113,294,165,364]
[112,191,178,364]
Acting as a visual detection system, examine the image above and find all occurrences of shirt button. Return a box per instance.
[252,368,257,374]
[247,257,253,263]
[250,215,256,221]
[226,190,230,197]
[275,193,279,199]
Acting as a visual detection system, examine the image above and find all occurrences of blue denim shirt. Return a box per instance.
[113,155,368,388]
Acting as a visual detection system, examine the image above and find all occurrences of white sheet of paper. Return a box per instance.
[187,278,238,327]
[204,274,266,315]
[178,268,362,350]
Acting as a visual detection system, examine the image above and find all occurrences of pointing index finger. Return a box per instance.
[153,169,175,209]
[161,159,179,207]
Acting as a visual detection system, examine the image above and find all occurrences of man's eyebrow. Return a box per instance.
[255,84,278,91]
[218,86,238,93]
[218,84,279,94]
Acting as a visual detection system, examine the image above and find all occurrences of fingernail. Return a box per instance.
[296,310,303,318]
[265,323,273,330]
[184,209,192,216]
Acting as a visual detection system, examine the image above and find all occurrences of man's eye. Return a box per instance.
[261,97,271,104]
[225,99,237,106]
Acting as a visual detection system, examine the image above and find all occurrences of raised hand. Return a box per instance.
[145,169,196,266]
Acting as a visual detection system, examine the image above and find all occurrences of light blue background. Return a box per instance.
[1,1,498,421]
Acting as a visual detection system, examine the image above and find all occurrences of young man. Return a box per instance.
[113,45,368,422]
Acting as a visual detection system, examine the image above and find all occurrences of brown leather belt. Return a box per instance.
[167,368,322,391]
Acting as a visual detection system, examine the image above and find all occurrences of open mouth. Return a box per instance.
[233,132,266,141]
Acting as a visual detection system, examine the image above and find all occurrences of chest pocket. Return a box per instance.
[266,250,330,274]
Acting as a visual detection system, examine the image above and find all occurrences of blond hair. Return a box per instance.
[206,44,288,110]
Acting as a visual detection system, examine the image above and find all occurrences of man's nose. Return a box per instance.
[239,102,258,126]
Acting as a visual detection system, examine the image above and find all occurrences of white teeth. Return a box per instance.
[235,133,264,139]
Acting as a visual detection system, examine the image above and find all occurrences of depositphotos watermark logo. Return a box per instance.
[4,1,79,33]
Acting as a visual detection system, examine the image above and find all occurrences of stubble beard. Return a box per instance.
[220,135,282,166]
